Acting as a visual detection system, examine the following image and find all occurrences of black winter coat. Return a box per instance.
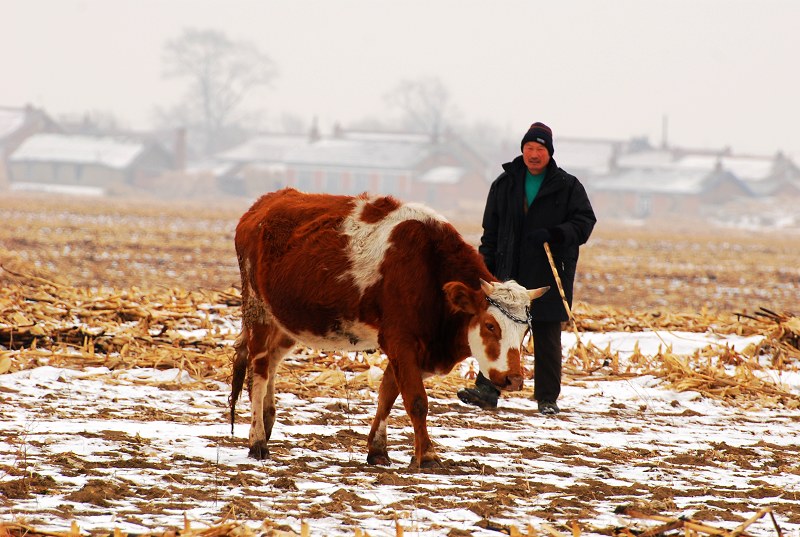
[479,156,597,322]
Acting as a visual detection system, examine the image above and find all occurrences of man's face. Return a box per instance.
[522,142,550,174]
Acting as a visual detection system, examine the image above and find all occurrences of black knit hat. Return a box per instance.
[520,122,554,156]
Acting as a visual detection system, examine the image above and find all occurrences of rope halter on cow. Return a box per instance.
[486,296,533,334]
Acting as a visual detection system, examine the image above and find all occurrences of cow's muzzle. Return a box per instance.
[499,374,524,392]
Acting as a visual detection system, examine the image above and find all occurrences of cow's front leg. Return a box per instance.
[392,357,441,469]
[367,363,400,466]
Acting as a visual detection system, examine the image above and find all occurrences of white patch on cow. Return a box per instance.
[372,419,388,451]
[468,326,496,375]
[340,197,447,295]
[293,319,380,351]
[469,317,527,376]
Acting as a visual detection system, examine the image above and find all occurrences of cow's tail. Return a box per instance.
[229,328,249,435]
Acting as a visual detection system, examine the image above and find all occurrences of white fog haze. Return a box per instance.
[3,0,799,158]
[4,2,800,535]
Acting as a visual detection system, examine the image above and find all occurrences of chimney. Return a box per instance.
[309,116,321,143]
[174,127,187,171]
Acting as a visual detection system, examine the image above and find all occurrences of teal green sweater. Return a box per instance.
[525,170,546,206]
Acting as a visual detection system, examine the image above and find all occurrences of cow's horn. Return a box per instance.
[528,286,550,300]
[480,279,495,296]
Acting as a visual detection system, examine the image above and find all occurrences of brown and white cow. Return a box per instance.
[230,188,547,468]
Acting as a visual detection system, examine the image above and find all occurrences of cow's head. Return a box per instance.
[444,279,548,391]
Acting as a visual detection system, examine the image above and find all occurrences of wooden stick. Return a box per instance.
[767,509,783,537]
[730,507,772,537]
[543,242,581,344]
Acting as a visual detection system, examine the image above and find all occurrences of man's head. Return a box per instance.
[520,122,553,175]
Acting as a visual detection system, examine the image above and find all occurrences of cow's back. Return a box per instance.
[236,189,354,261]
[235,188,466,350]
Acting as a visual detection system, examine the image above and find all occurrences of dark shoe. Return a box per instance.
[458,386,499,409]
[538,401,560,415]
[457,372,499,409]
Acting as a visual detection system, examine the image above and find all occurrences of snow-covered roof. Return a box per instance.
[218,131,438,171]
[216,134,309,163]
[10,133,145,169]
[417,165,466,184]
[185,158,239,177]
[285,137,430,170]
[677,155,775,181]
[673,155,721,171]
[616,149,677,169]
[342,131,430,144]
[556,138,617,175]
[592,168,713,194]
[0,107,26,139]
[246,162,288,174]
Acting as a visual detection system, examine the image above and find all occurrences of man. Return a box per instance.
[458,122,596,415]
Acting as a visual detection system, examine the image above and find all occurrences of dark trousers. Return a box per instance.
[531,321,563,402]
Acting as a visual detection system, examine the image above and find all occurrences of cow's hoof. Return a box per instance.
[420,458,443,469]
[367,452,392,466]
[248,442,270,460]
[409,455,443,469]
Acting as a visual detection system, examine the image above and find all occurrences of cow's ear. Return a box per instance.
[443,281,479,314]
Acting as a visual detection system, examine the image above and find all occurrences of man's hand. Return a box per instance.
[527,228,551,246]
[546,226,565,244]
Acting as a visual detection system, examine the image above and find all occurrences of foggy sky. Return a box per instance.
[3,0,799,159]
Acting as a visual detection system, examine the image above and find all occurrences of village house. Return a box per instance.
[211,132,309,196]
[0,105,60,188]
[589,165,751,219]
[7,132,174,196]
[4,102,797,224]
[212,127,490,212]
[553,137,637,181]
[675,152,800,198]
[581,141,800,220]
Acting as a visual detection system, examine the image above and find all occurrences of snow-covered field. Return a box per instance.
[1,195,798,535]
[2,330,798,537]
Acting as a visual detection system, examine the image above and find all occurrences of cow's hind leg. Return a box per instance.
[246,322,295,460]
[367,362,400,466]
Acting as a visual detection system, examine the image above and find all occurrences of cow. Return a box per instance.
[229,188,547,468]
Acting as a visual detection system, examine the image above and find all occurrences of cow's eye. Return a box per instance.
[485,322,496,332]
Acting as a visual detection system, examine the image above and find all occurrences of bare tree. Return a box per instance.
[385,76,452,143]
[160,28,276,156]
